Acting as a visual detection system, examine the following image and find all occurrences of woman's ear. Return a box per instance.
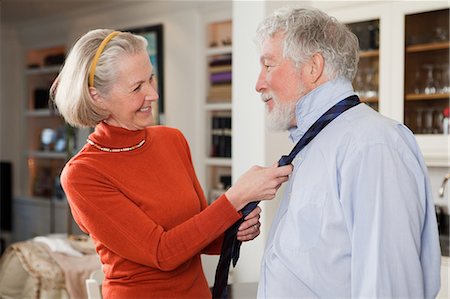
[89,87,106,109]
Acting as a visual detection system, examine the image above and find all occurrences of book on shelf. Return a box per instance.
[207,84,232,102]
[209,53,232,67]
[210,71,232,84]
[210,116,231,158]
[209,64,232,74]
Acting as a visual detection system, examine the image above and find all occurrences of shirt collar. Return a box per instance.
[288,78,356,143]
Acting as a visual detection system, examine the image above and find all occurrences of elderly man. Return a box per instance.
[255,6,441,299]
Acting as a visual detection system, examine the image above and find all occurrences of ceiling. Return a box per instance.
[1,0,125,24]
[0,0,225,25]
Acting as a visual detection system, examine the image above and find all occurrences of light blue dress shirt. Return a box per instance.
[257,78,441,298]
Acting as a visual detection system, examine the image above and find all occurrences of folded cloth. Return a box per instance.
[51,251,102,299]
[33,236,83,257]
[68,234,96,255]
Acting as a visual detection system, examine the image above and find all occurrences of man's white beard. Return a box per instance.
[266,98,297,131]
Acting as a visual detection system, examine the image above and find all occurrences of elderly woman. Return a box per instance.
[51,29,292,299]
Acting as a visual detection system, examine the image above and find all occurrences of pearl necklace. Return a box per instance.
[86,138,146,152]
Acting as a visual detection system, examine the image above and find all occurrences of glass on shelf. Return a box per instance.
[433,108,444,134]
[423,64,437,95]
[404,8,449,114]
[438,64,450,93]
[364,67,378,98]
[411,68,424,94]
[415,108,424,134]
[422,108,434,134]
[353,67,378,100]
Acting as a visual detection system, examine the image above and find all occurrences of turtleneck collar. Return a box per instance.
[288,78,356,143]
[88,121,148,150]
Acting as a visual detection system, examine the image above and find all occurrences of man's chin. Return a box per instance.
[265,120,290,132]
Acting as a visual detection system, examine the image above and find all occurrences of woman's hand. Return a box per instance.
[237,206,261,242]
[225,163,293,211]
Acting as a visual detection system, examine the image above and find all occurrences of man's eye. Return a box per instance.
[265,65,272,71]
[133,85,142,92]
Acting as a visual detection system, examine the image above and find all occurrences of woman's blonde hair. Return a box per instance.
[50,29,147,128]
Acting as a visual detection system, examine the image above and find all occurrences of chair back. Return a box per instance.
[85,269,104,299]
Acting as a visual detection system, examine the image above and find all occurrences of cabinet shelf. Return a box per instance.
[25,65,62,76]
[205,102,232,111]
[406,41,450,53]
[205,157,232,167]
[205,46,232,56]
[405,93,450,101]
[360,96,379,103]
[25,109,57,117]
[28,150,67,159]
[360,49,379,58]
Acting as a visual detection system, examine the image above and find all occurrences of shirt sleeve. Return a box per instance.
[62,162,240,272]
[340,141,432,298]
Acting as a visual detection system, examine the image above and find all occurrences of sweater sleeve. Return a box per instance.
[61,162,241,271]
[175,129,230,255]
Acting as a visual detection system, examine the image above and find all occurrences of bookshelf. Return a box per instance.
[203,18,233,204]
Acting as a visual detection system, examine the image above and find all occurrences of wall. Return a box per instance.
[0,25,24,196]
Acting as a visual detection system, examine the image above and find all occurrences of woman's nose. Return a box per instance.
[145,81,159,101]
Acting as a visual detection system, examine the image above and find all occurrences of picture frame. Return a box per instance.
[125,24,165,124]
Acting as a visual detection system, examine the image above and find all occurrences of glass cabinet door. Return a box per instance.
[347,19,380,111]
[404,8,449,135]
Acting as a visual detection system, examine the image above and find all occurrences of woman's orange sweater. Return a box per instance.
[61,122,241,298]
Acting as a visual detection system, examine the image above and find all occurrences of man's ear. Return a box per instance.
[89,87,106,109]
[309,53,325,84]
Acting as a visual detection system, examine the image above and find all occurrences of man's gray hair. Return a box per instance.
[256,7,360,81]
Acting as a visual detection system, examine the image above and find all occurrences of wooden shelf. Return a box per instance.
[205,157,232,167]
[28,150,67,159]
[360,96,379,103]
[405,93,450,101]
[360,49,379,58]
[205,102,232,111]
[406,41,450,53]
[25,109,57,117]
[205,46,232,56]
[25,65,61,76]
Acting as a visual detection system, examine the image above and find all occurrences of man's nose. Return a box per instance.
[255,71,266,93]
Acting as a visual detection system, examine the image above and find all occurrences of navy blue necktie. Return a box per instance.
[212,95,360,299]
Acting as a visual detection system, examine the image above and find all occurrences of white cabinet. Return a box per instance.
[200,11,233,204]
[438,257,449,298]
[13,45,82,241]
[21,46,67,200]
[327,1,450,166]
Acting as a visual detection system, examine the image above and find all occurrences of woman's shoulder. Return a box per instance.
[147,125,185,141]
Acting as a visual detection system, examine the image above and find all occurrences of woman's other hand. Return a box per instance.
[237,206,261,242]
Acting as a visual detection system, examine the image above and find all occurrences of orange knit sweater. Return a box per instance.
[61,122,241,299]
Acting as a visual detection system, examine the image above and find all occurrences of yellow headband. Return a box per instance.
[88,31,120,87]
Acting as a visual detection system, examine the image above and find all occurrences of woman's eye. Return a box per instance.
[265,65,272,71]
[133,85,142,92]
